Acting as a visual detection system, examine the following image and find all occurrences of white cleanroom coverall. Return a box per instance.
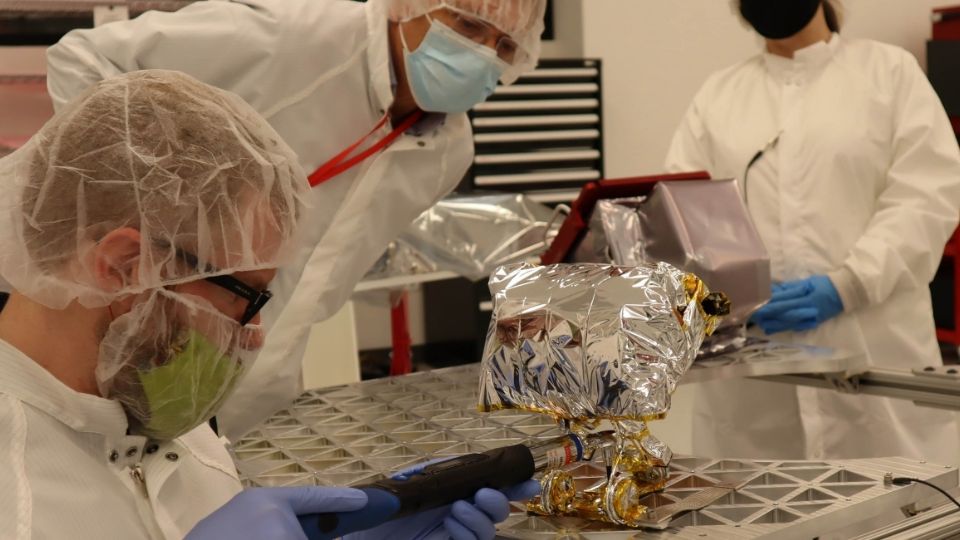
[666,36,960,464]
[47,0,474,439]
[0,340,241,539]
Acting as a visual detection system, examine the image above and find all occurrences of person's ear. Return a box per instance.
[396,14,431,53]
[92,228,142,293]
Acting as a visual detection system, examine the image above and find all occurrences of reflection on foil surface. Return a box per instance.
[479,263,728,527]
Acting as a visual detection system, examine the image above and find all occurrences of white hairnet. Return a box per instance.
[383,0,547,84]
[0,70,308,310]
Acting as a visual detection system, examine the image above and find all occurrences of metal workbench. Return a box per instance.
[231,343,960,539]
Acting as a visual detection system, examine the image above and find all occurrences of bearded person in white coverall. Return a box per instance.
[44,0,548,439]
[666,0,960,464]
[0,70,536,540]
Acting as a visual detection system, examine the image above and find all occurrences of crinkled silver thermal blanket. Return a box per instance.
[479,262,721,420]
[576,179,769,328]
[398,193,558,281]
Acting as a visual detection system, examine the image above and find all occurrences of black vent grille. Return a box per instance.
[464,58,604,204]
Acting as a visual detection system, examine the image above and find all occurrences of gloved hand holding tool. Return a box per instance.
[188,433,598,540]
[750,275,844,335]
[185,487,368,540]
[343,458,540,540]
[184,477,535,540]
[303,433,601,540]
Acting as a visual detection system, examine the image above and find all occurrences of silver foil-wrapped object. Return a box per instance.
[576,179,770,329]
[363,194,559,281]
[399,193,559,281]
[479,262,724,421]
[364,239,438,281]
[478,262,728,527]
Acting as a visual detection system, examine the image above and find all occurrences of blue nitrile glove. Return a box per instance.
[186,487,367,540]
[750,275,844,335]
[344,458,541,540]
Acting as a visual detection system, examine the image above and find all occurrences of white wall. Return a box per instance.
[540,0,585,58]
[0,47,51,148]
[842,0,944,69]
[582,1,755,177]
[581,0,946,178]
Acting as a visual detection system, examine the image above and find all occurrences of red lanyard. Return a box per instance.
[308,110,425,188]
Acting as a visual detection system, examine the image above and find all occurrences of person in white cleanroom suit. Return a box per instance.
[665,0,960,464]
[0,70,536,540]
[45,0,548,440]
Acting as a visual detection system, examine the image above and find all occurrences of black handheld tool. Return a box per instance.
[298,433,592,539]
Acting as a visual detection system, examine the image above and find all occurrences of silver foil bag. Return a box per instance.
[399,193,558,281]
[479,262,726,527]
[364,239,438,281]
[479,262,721,421]
[584,179,770,328]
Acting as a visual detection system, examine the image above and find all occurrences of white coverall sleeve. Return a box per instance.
[837,54,960,309]
[664,94,715,174]
[46,1,283,111]
[0,395,29,540]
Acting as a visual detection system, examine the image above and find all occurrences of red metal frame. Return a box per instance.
[389,292,413,376]
[540,171,711,265]
[933,5,960,40]
[937,230,960,345]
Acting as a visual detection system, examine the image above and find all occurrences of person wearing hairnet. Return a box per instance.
[44,0,548,439]
[665,0,960,464]
[0,70,536,540]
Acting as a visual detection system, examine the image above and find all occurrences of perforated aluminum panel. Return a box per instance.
[685,339,860,383]
[232,353,951,539]
[232,364,565,487]
[497,456,956,539]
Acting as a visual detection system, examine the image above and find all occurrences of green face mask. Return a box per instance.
[98,289,253,441]
[134,329,245,440]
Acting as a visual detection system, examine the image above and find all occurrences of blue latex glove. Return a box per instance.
[750,275,844,335]
[186,487,367,540]
[344,458,541,540]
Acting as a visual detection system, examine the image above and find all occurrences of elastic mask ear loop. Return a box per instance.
[399,17,415,55]
[107,305,116,322]
[399,13,439,55]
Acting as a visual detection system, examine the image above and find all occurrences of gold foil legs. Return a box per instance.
[528,421,672,527]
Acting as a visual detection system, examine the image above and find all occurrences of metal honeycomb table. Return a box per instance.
[232,345,954,539]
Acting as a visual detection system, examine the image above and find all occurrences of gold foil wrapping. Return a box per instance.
[478,262,727,527]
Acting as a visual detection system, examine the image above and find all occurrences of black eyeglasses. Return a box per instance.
[162,243,273,326]
[204,273,273,326]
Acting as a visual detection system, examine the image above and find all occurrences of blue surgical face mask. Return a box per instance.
[401,16,508,114]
